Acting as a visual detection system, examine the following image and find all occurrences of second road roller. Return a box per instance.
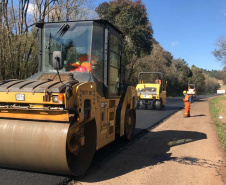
[136,72,167,110]
[0,20,137,176]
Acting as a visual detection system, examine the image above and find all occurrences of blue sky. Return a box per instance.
[95,0,226,71]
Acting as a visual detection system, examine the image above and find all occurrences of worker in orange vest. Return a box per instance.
[155,75,162,84]
[183,90,190,117]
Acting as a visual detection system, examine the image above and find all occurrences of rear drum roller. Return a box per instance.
[124,108,136,141]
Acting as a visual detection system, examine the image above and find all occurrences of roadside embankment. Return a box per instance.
[210,95,226,150]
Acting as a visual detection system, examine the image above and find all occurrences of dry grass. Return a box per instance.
[210,95,226,150]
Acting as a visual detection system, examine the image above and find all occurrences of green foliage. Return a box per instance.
[166,58,192,95]
[189,65,206,93]
[130,39,172,85]
[96,0,153,83]
[204,73,220,93]
[96,0,153,57]
[205,69,220,78]
[0,28,38,80]
[0,0,94,81]
[216,67,226,84]
[203,68,226,85]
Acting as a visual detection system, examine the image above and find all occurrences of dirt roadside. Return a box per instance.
[70,97,226,185]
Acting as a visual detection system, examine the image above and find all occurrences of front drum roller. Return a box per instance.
[0,118,96,176]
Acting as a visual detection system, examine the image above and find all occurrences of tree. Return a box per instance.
[96,0,153,83]
[0,0,95,80]
[204,73,220,93]
[212,37,226,64]
[217,67,226,84]
[31,0,95,22]
[166,58,192,95]
[130,39,172,85]
[189,65,206,93]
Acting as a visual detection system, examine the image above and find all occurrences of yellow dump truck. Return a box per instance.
[136,72,167,110]
[0,20,137,176]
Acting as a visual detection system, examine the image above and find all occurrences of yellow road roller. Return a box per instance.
[136,72,167,110]
[0,20,137,176]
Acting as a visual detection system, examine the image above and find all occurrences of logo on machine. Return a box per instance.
[15,94,25,101]
[101,101,107,108]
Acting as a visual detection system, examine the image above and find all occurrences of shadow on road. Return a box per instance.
[190,114,206,117]
[193,99,206,102]
[74,130,207,183]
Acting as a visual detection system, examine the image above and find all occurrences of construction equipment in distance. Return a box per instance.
[0,20,137,176]
[136,72,167,110]
[187,83,196,98]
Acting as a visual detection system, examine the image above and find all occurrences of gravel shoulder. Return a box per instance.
[71,97,226,185]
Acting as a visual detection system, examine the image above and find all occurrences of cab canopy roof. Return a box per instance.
[36,19,123,35]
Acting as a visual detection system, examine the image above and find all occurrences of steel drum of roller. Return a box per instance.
[0,119,72,175]
[0,118,96,176]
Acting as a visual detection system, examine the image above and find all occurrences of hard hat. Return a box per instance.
[183,90,187,94]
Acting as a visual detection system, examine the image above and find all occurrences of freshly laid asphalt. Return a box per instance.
[0,96,210,185]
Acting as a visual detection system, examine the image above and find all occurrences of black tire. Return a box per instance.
[155,100,162,110]
[150,101,154,110]
[67,120,96,176]
[137,101,144,109]
[140,101,143,109]
[124,108,136,141]
[136,102,140,109]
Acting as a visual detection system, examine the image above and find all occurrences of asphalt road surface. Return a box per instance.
[0,96,210,185]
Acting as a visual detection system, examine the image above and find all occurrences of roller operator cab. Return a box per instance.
[0,20,137,176]
[136,72,167,110]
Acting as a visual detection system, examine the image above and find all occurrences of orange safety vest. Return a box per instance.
[183,94,190,117]
[183,94,189,102]
[155,79,161,84]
